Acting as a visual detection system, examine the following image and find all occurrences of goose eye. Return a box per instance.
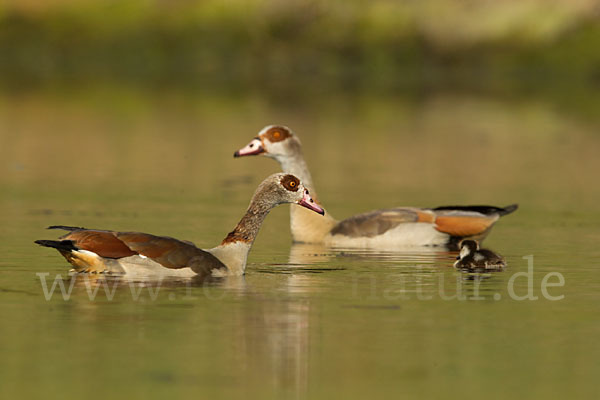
[280,174,300,191]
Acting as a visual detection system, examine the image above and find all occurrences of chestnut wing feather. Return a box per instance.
[62,229,225,273]
[116,232,225,273]
[61,230,137,258]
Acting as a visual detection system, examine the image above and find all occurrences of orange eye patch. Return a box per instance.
[264,126,292,142]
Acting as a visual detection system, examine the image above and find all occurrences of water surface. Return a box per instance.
[1,89,599,399]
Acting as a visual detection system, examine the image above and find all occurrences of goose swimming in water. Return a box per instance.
[234,125,517,250]
[453,239,506,271]
[35,173,324,277]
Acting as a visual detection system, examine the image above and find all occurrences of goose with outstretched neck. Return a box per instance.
[35,173,324,277]
[234,125,517,250]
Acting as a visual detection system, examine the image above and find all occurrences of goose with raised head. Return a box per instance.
[234,125,517,250]
[454,239,506,271]
[35,173,324,277]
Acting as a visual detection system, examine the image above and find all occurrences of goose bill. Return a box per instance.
[297,191,325,215]
[234,138,264,157]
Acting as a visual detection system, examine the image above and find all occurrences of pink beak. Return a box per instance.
[297,189,325,215]
[234,138,265,157]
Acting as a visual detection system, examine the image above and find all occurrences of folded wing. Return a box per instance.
[329,204,517,241]
[54,226,225,274]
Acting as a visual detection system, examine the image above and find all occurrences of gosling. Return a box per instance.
[454,240,506,271]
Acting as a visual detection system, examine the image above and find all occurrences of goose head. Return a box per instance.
[457,239,479,259]
[234,125,299,162]
[256,173,324,215]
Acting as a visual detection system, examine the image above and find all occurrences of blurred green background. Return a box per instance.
[1,0,599,101]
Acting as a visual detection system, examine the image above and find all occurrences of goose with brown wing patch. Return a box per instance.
[35,173,324,277]
[234,125,517,250]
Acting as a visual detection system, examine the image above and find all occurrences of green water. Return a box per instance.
[1,89,599,399]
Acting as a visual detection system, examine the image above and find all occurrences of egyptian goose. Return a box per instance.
[453,240,506,271]
[35,173,324,277]
[234,125,517,249]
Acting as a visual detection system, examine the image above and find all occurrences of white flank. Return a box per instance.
[326,222,448,249]
[117,255,196,278]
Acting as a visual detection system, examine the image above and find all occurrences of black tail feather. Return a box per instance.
[497,204,518,216]
[47,225,86,231]
[433,204,518,216]
[34,239,78,252]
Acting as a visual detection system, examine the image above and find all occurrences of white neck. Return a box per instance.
[272,152,337,243]
[208,242,252,276]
